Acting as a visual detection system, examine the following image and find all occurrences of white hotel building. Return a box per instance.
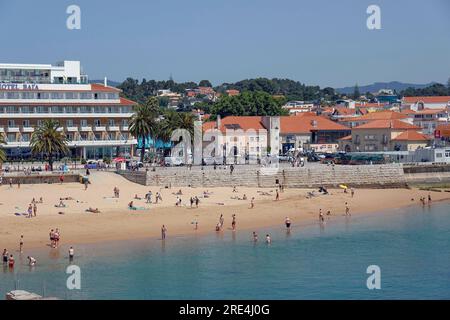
[0,61,137,160]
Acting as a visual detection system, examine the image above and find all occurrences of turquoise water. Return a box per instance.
[1,202,450,299]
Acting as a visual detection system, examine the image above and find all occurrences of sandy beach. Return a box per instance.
[0,171,449,250]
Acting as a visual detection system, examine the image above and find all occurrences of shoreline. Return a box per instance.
[1,171,449,251]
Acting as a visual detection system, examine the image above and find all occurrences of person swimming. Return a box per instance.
[253,232,258,242]
[265,234,271,244]
[285,217,291,229]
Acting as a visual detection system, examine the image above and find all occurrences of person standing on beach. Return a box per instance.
[84,179,89,190]
[161,225,167,240]
[350,188,355,198]
[319,209,325,223]
[231,214,236,231]
[265,234,271,244]
[27,256,37,266]
[19,235,24,253]
[195,196,199,208]
[3,249,9,264]
[428,194,432,203]
[33,203,37,217]
[69,246,74,262]
[219,214,224,229]
[59,174,64,185]
[190,197,194,208]
[27,204,33,218]
[8,254,14,269]
[345,203,350,216]
[253,232,258,242]
[9,178,13,188]
[250,197,255,209]
[285,217,291,230]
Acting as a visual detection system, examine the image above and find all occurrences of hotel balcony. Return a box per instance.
[80,126,93,131]
[94,126,107,131]
[108,126,120,131]
[0,127,4,133]
[22,126,34,133]
[6,126,20,133]
[66,126,79,132]
[121,125,129,131]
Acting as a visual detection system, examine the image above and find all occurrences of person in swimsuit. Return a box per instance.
[2,249,8,264]
[253,232,258,242]
[231,214,236,231]
[19,235,24,253]
[265,234,271,244]
[8,255,14,268]
[285,217,291,230]
[27,256,37,266]
[69,247,75,262]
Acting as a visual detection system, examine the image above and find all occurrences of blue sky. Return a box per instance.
[0,0,449,87]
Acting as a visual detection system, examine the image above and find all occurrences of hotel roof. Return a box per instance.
[203,116,266,132]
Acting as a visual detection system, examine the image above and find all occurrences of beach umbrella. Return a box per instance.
[113,157,126,163]
[339,184,348,189]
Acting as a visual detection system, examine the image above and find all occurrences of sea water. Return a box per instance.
[1,202,449,299]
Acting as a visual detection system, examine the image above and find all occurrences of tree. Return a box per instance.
[352,84,360,100]
[198,80,212,87]
[447,77,450,94]
[129,97,159,162]
[30,120,69,171]
[0,134,6,164]
[210,91,288,118]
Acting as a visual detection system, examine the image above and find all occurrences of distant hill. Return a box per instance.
[89,79,121,87]
[336,81,437,94]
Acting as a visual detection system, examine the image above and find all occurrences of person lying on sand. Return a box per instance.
[86,207,100,213]
[60,197,75,201]
[134,194,142,200]
[54,200,66,208]
[173,189,183,195]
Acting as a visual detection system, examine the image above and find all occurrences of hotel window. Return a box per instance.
[80,133,88,140]
[108,119,115,126]
[66,120,74,127]
[65,92,78,99]
[51,92,64,99]
[65,106,75,113]
[6,92,20,99]
[121,119,128,126]
[80,92,93,99]
[7,133,16,142]
[8,120,15,127]
[23,120,30,127]
[21,92,36,99]
[6,106,16,113]
[122,133,129,140]
[0,92,5,99]
[81,120,88,127]
[21,133,30,142]
[37,120,44,127]
[108,93,118,99]
[21,106,30,113]
[94,119,101,127]
[40,92,50,99]
[94,133,102,140]
[66,133,73,141]
[36,106,47,113]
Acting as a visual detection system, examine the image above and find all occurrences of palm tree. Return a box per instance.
[0,134,7,164]
[30,119,69,171]
[129,97,159,162]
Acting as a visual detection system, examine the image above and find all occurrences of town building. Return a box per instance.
[0,61,137,160]
[338,119,430,152]
[402,96,450,111]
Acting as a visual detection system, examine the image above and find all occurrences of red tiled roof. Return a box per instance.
[413,108,447,115]
[90,83,121,92]
[280,115,350,134]
[403,96,450,104]
[391,131,431,141]
[203,116,265,133]
[353,119,420,130]
[354,110,407,121]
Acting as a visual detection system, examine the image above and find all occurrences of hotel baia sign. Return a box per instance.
[0,83,39,90]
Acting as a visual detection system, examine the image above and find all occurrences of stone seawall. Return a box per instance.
[119,164,407,188]
[1,173,81,185]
